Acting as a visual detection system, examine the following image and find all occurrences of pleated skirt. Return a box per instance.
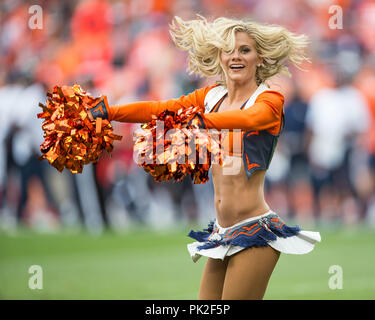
[187,210,321,263]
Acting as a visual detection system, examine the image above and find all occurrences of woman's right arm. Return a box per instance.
[89,85,216,123]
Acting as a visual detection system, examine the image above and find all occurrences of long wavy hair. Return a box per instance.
[169,15,311,86]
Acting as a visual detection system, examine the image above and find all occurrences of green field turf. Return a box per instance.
[0,224,374,299]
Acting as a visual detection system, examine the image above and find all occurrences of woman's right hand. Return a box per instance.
[88,96,109,121]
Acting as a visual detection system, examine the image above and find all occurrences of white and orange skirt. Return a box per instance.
[187,210,321,262]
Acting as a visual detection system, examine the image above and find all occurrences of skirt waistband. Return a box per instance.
[215,210,274,234]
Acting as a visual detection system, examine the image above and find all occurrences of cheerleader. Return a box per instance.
[88,15,321,300]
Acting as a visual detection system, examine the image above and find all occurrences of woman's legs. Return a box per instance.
[221,246,280,300]
[198,257,229,299]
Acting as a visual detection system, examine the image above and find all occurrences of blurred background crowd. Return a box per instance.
[1,0,375,234]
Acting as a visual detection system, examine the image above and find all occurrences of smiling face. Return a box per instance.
[220,31,262,86]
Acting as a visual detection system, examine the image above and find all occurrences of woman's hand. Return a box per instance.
[88,96,109,121]
[187,112,206,129]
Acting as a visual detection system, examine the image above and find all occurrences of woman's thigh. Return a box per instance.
[198,257,229,300]
[221,246,280,300]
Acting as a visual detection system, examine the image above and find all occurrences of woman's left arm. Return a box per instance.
[197,91,284,135]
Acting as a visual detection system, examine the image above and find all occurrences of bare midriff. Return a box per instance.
[211,155,270,228]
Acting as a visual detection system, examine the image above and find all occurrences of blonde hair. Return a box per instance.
[169,15,311,86]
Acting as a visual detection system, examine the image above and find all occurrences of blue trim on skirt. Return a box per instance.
[188,213,300,251]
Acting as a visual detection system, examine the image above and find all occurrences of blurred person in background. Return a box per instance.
[274,77,315,224]
[306,64,370,225]
[0,72,59,232]
[353,59,375,226]
[97,71,152,228]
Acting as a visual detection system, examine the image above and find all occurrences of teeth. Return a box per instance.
[230,65,244,68]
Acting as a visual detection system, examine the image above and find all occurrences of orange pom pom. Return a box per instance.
[37,84,122,174]
[134,106,223,184]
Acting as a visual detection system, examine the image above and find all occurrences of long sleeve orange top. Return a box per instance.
[107,85,285,135]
